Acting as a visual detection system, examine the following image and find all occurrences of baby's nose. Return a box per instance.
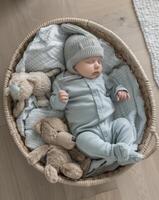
[94,63,100,69]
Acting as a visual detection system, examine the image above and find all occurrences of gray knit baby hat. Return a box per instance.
[61,23,104,74]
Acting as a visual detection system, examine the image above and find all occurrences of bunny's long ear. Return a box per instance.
[61,23,95,37]
[26,76,36,86]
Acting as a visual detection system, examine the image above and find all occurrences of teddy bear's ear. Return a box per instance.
[34,120,42,134]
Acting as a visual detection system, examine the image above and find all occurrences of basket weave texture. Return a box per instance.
[3,17,159,186]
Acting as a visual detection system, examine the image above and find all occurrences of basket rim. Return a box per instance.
[3,17,157,186]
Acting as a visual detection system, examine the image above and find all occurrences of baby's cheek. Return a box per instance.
[85,66,92,73]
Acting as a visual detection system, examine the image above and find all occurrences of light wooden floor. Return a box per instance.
[0,0,159,199]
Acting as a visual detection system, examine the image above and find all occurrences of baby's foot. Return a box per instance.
[113,143,130,163]
[118,150,144,166]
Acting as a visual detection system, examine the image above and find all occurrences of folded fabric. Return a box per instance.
[17,96,64,149]
[16,25,67,73]
[15,23,123,76]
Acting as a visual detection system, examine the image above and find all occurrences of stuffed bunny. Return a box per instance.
[5,72,51,117]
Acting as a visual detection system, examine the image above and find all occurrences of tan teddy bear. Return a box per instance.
[27,117,91,183]
[5,71,52,118]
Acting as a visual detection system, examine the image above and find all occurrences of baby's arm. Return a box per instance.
[58,90,69,103]
[104,75,130,102]
[50,80,69,111]
[116,89,130,102]
[113,84,130,102]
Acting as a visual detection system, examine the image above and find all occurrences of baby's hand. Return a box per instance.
[58,90,69,103]
[116,90,130,102]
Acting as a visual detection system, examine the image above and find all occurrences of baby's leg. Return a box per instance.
[111,118,135,145]
[111,118,143,164]
[76,131,117,164]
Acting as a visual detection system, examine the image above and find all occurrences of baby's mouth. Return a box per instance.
[92,71,100,77]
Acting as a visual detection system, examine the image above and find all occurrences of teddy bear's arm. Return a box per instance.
[27,145,49,165]
[37,96,49,107]
[45,68,61,78]
[13,100,25,118]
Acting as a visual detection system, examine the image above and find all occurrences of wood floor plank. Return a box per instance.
[63,180,117,200]
[83,189,121,200]
[1,0,159,199]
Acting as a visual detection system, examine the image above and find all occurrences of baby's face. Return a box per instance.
[74,56,103,79]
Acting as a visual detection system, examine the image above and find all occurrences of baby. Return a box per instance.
[50,33,143,165]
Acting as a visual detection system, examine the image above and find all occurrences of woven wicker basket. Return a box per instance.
[3,17,159,186]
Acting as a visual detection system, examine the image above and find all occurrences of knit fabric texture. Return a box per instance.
[64,34,104,74]
[132,0,159,87]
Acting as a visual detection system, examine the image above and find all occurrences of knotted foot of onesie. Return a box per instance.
[118,150,144,165]
[113,143,144,165]
[113,143,130,164]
